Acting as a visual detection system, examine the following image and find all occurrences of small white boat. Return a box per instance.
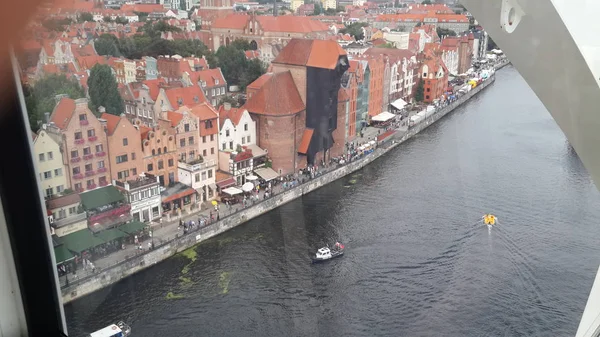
[89,321,131,337]
[312,242,344,263]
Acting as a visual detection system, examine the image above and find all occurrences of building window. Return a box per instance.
[73,167,80,175]
[86,179,94,188]
[210,134,214,141]
[202,149,206,157]
[201,171,207,180]
[56,185,64,194]
[225,129,230,137]
[131,152,136,160]
[118,170,129,180]
[229,141,233,150]
[83,147,91,155]
[194,173,200,182]
[54,168,62,176]
[152,149,156,156]
[85,163,93,172]
[96,144,103,153]
[205,120,213,129]
[163,146,167,153]
[247,135,251,143]
[189,150,195,159]
[116,154,128,163]
[123,138,128,146]
[426,88,431,92]
[147,163,153,171]
[211,147,214,155]
[222,143,226,150]
[45,188,53,197]
[244,123,248,131]
[79,114,87,121]
[181,153,186,162]
[74,183,82,191]
[131,168,137,176]
[189,136,194,145]
[208,169,212,178]
[180,139,185,147]
[211,88,215,96]
[184,123,190,132]
[426,95,430,100]
[87,129,95,137]
[242,137,245,145]
[201,136,206,143]
[47,151,53,160]
[98,161,105,168]
[43,171,52,179]
[39,153,45,162]
[158,160,164,169]
[168,159,174,167]
[75,132,82,140]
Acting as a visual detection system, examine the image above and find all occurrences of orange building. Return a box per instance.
[139,120,179,186]
[366,56,384,118]
[100,113,144,182]
[166,110,200,163]
[420,51,449,103]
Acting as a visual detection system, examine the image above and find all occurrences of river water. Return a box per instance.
[65,67,600,337]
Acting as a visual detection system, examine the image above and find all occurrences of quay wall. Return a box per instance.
[61,74,496,303]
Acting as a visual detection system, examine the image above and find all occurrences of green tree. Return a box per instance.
[216,45,247,85]
[230,39,252,51]
[115,17,129,25]
[436,27,457,37]
[94,34,121,57]
[88,64,124,116]
[415,79,424,102]
[421,0,432,4]
[340,22,368,40]
[380,42,396,49]
[239,59,266,90]
[324,8,336,15]
[394,0,399,7]
[42,18,72,32]
[24,74,85,131]
[218,95,240,107]
[103,16,113,23]
[133,11,149,21]
[78,12,94,22]
[313,2,323,15]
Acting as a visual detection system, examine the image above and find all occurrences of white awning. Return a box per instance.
[222,187,243,195]
[254,167,279,182]
[246,175,258,181]
[371,111,396,122]
[246,144,267,158]
[391,98,407,110]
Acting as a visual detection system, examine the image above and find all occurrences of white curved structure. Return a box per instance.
[460,1,600,336]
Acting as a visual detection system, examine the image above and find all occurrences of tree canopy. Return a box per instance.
[415,79,424,102]
[88,64,124,116]
[78,12,94,22]
[24,74,86,131]
[94,21,216,66]
[215,41,266,90]
[42,18,72,32]
[340,22,368,41]
[436,27,457,37]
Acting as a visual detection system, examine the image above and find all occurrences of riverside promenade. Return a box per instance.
[60,71,497,304]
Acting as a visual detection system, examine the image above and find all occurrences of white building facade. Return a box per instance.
[218,104,256,151]
[33,128,69,198]
[115,174,162,223]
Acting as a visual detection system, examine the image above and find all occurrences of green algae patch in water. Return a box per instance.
[166,292,184,300]
[349,179,357,184]
[181,247,197,262]
[179,276,193,287]
[218,272,232,294]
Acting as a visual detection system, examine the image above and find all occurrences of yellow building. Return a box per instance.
[33,127,69,198]
[322,0,336,10]
[371,30,383,40]
[291,0,303,12]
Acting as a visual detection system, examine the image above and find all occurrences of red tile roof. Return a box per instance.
[100,113,120,135]
[166,111,184,127]
[50,98,75,130]
[120,4,165,13]
[189,103,218,121]
[139,125,151,140]
[273,39,346,70]
[257,16,330,33]
[190,68,226,88]
[164,85,207,109]
[217,105,245,127]
[244,71,305,116]
[298,128,313,154]
[212,13,250,29]
[246,73,272,91]
[143,78,168,100]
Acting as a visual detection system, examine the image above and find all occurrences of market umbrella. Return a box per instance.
[246,175,258,181]
[242,182,254,192]
[211,200,218,206]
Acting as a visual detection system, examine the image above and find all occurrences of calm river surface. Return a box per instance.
[66,67,600,337]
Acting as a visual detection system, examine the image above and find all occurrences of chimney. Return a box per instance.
[44,112,50,123]
[273,0,278,17]
[98,106,106,114]
[223,102,231,111]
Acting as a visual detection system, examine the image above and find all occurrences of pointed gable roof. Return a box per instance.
[100,113,120,135]
[244,71,305,116]
[166,111,184,127]
[50,98,76,130]
[164,85,207,109]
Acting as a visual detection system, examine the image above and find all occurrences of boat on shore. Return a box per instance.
[312,242,345,263]
[89,321,131,337]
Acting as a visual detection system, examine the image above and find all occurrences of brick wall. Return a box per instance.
[253,112,302,175]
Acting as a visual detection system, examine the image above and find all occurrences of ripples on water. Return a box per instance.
[66,67,600,337]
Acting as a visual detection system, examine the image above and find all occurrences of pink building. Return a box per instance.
[48,97,110,192]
